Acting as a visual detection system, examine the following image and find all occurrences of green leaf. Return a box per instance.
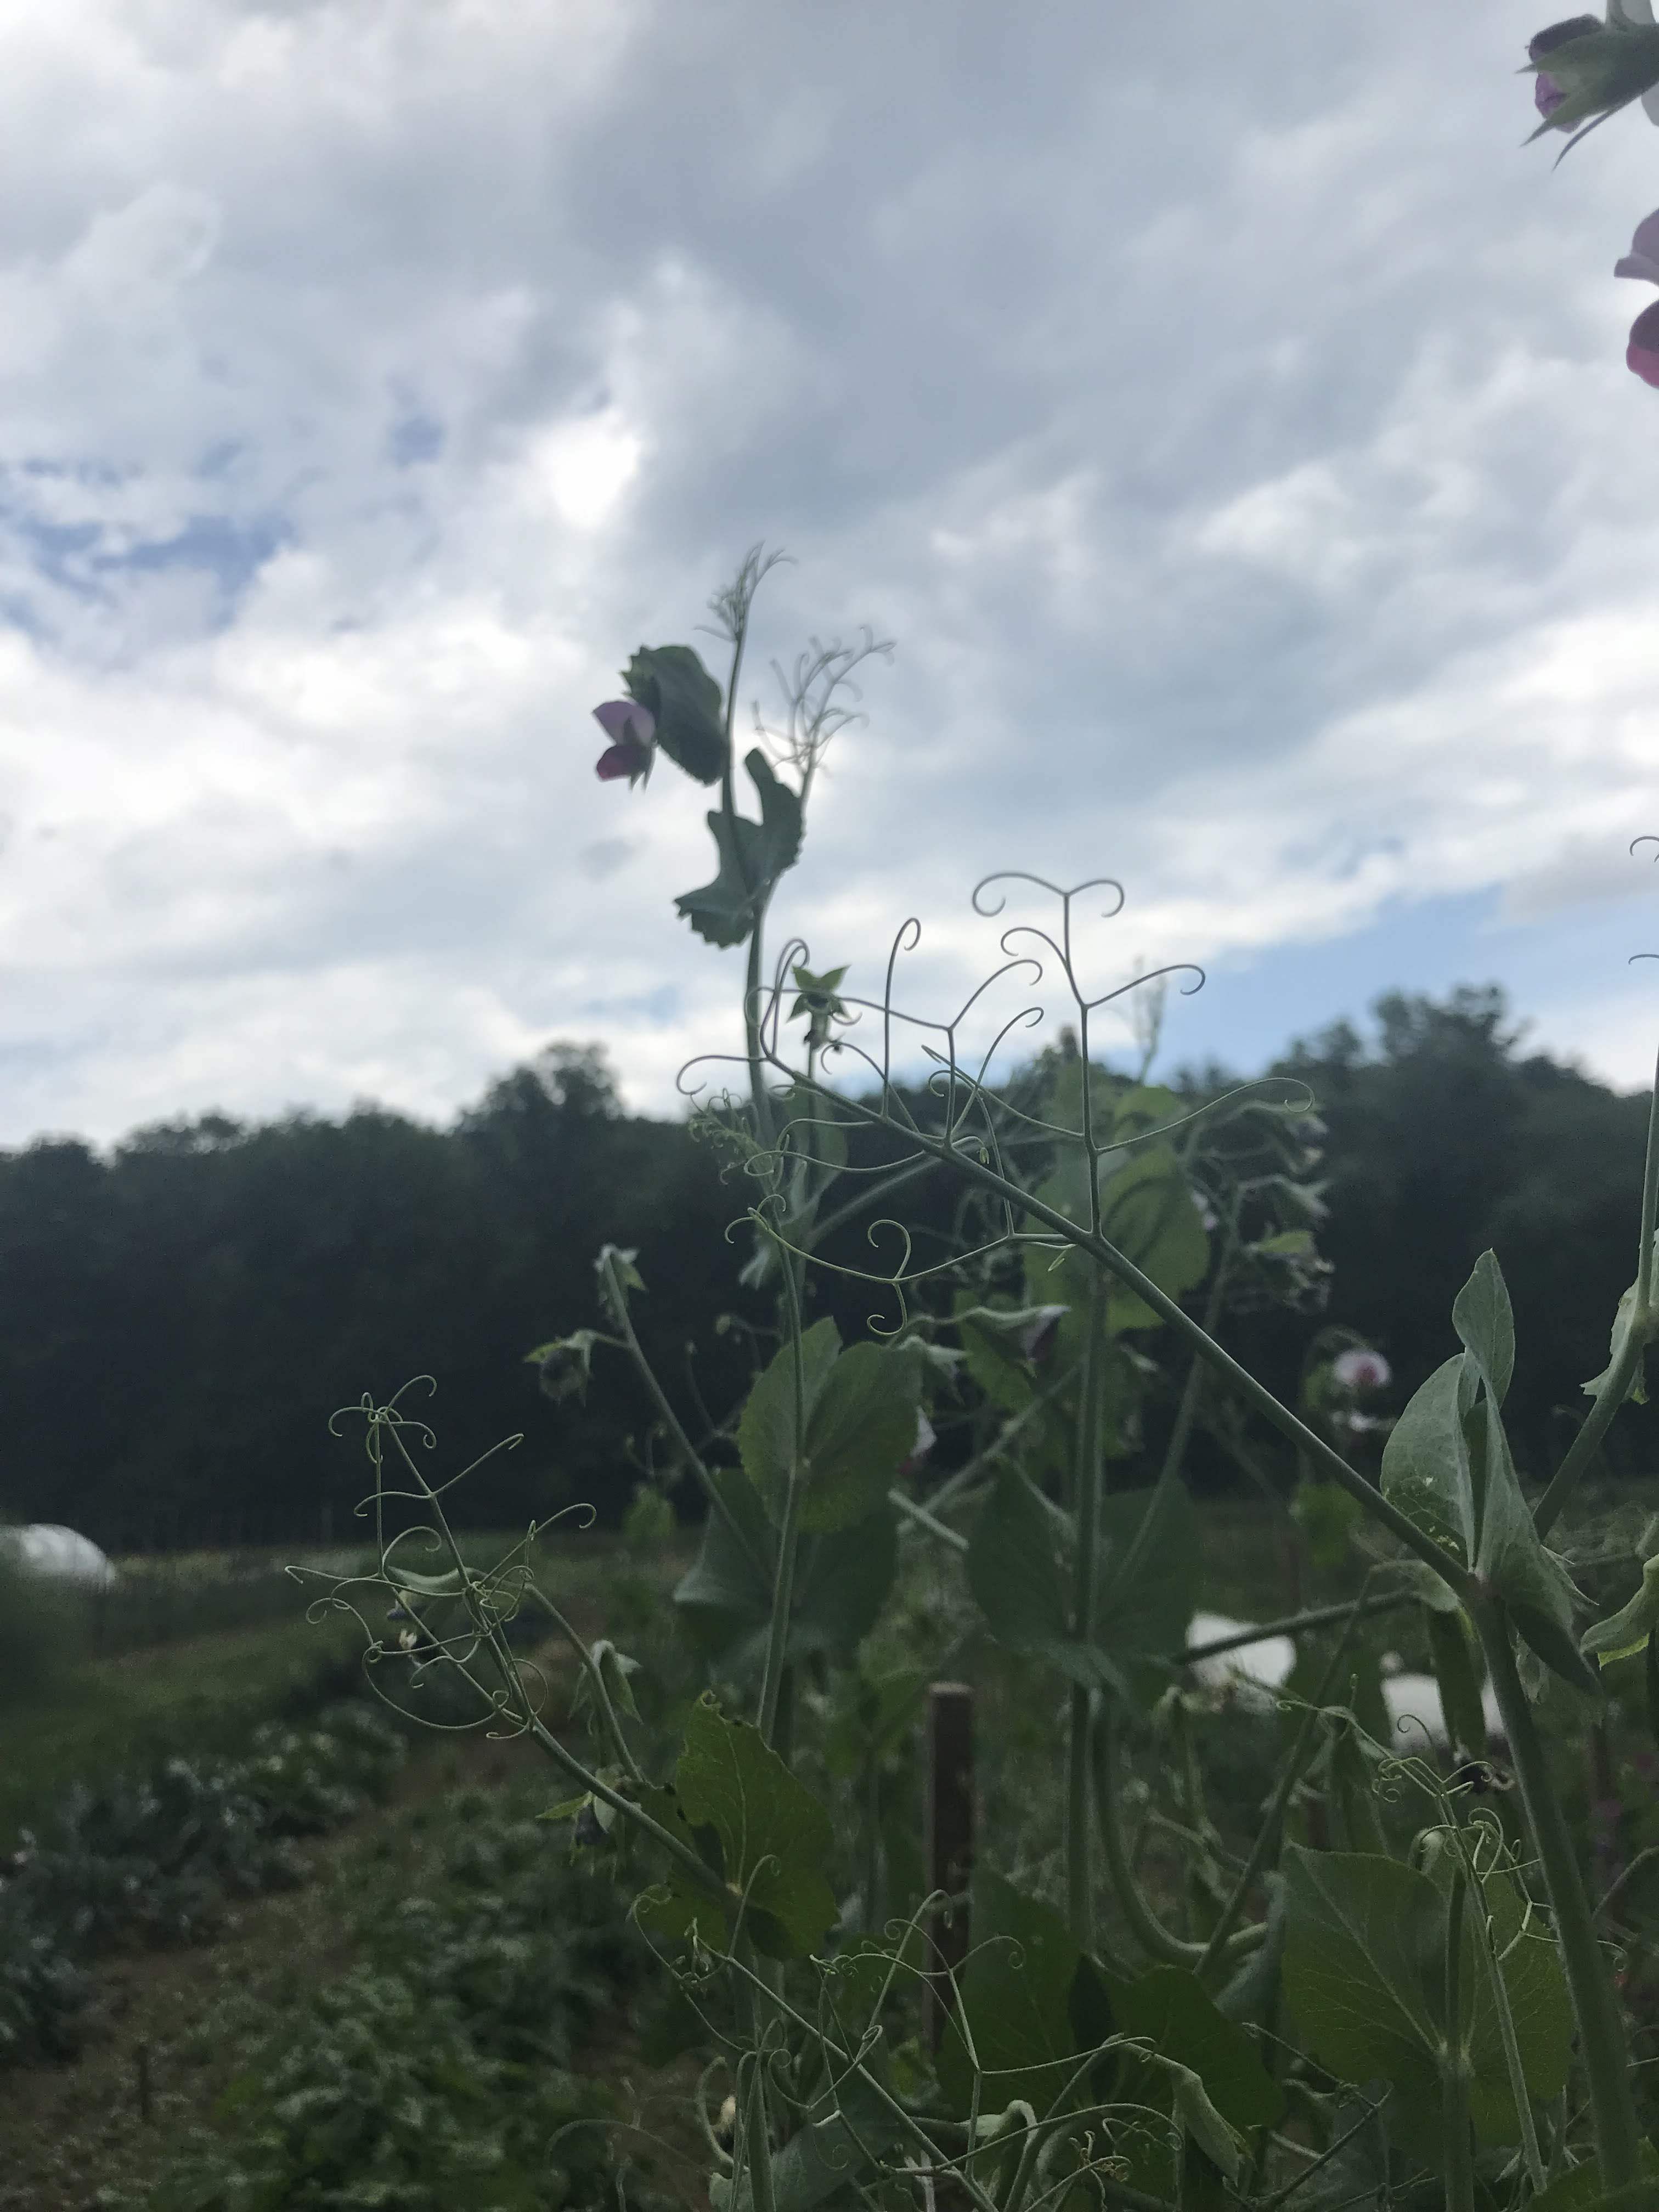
[1109,1965,1283,2131]
[1380,1356,1473,1566]
[1452,1249,1515,1408]
[739,1319,842,1523]
[737,1320,918,1535]
[674,1466,774,1658]
[1584,1259,1654,1409]
[1528,2151,1659,2212]
[966,1468,1070,1657]
[673,1465,894,1666]
[1098,1146,1211,1333]
[938,1874,1084,2115]
[673,1692,836,1960]
[953,1294,1063,1414]
[1284,1844,1570,2164]
[1425,1605,1487,1758]
[675,749,804,947]
[622,642,726,784]
[966,1469,1193,1704]
[1283,1845,1445,2146]
[1583,1556,1659,1668]
[798,1342,919,1534]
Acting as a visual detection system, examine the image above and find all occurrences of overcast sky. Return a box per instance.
[4,0,1659,1147]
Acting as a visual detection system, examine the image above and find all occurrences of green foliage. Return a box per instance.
[1282,1843,1571,2165]
[637,1693,836,1960]
[676,749,804,947]
[622,641,727,785]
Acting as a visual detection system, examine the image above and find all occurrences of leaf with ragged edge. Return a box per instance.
[665,1694,836,1960]
[622,642,726,785]
[1583,1555,1659,1667]
[937,1874,1082,2115]
[1380,1356,1472,1566]
[675,749,804,947]
[1458,1861,1572,2146]
[739,1319,842,1523]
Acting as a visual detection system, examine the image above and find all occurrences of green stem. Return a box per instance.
[1176,1590,1416,1668]
[1092,1700,1262,1970]
[1196,1610,1363,1981]
[757,1256,809,1744]
[1441,1860,1476,2212]
[600,1251,768,1583]
[1473,1596,1643,2192]
[1536,1035,1659,1542]
[1067,1265,1108,1950]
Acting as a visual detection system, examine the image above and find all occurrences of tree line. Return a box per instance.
[0,989,1649,1553]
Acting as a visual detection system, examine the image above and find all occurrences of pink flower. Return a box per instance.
[1530,16,1602,116]
[1332,1346,1391,1393]
[1616,208,1659,283]
[591,698,655,786]
[1630,300,1659,387]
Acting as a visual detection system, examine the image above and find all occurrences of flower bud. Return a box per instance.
[1526,9,1659,145]
[1629,299,1659,386]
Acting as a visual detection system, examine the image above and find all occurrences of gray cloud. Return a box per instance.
[0,0,1655,1143]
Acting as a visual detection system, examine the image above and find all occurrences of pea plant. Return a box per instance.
[306,36,1659,2208]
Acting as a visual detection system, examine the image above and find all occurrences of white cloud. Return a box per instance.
[0,0,1656,1146]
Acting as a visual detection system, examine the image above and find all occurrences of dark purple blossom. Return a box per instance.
[1630,299,1659,386]
[591,698,655,786]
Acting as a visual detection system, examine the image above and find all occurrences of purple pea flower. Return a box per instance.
[1617,207,1659,283]
[1530,16,1602,116]
[591,698,655,786]
[1629,300,1659,386]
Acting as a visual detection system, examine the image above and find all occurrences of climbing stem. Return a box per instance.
[1472,1596,1643,2192]
[1066,1264,1108,1948]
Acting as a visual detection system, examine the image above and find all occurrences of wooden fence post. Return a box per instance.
[925,1680,975,2051]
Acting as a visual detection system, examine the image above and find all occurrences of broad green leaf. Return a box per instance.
[732,2074,906,2212]
[967,1467,1069,1657]
[967,1469,1192,1703]
[1094,1478,1199,1701]
[673,1692,836,1960]
[792,1503,899,1652]
[1452,1249,1515,1408]
[737,1319,917,1535]
[1165,2065,1244,2187]
[1283,1846,1444,2148]
[938,1873,1083,2115]
[1291,1477,1364,1573]
[1380,1356,1472,1566]
[1583,1556,1659,1667]
[675,749,804,947]
[739,1319,842,1520]
[1425,1605,1487,1758]
[674,1468,894,1667]
[1528,2151,1659,2212]
[953,1293,1064,1414]
[798,1341,919,1534]
[1472,1409,1596,1697]
[1284,1845,1570,2164]
[622,641,726,784]
[1098,1146,1211,1333]
[1108,1965,1283,2131]
[674,1467,773,1657]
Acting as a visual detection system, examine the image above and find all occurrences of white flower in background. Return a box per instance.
[1331,1346,1392,1393]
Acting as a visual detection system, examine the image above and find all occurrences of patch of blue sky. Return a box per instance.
[389,412,444,467]
[1153,885,1659,1084]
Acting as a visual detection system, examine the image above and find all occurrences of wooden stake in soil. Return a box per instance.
[924,1681,974,2051]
